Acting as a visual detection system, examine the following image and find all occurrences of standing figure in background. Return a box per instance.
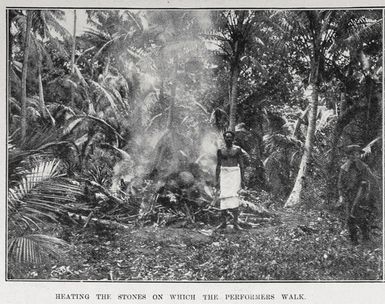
[215,131,245,230]
[337,144,377,245]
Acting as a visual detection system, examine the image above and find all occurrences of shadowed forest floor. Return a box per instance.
[17,207,382,281]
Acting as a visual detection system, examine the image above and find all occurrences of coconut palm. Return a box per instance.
[208,10,269,131]
[267,10,382,207]
[10,9,71,139]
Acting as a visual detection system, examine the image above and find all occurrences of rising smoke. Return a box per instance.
[108,10,225,189]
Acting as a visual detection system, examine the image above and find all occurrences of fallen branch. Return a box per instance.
[83,211,94,228]
[67,212,131,229]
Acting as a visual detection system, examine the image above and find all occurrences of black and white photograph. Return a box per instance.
[4,2,384,289]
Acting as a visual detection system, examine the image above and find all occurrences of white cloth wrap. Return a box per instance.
[219,166,241,210]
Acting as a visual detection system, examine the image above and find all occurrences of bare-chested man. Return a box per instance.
[215,130,245,230]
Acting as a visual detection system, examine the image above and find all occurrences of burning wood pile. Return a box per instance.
[70,130,274,230]
[129,161,214,225]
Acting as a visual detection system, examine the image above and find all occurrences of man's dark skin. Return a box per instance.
[215,131,245,230]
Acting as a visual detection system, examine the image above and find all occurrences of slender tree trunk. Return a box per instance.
[8,11,14,95]
[285,83,319,207]
[37,54,55,126]
[293,105,310,139]
[229,62,240,131]
[285,12,322,208]
[21,11,33,140]
[167,60,177,130]
[253,105,264,161]
[37,53,45,115]
[70,9,77,108]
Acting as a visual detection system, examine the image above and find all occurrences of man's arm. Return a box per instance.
[215,149,221,190]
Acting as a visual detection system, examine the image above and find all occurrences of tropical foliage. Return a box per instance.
[7,9,382,280]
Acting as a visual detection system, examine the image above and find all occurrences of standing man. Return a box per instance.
[337,144,378,245]
[215,130,245,230]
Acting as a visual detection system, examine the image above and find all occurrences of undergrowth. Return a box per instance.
[11,207,382,281]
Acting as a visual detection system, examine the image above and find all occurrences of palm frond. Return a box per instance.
[8,159,83,228]
[17,126,62,151]
[126,45,150,61]
[93,34,124,60]
[63,117,84,136]
[42,10,71,40]
[70,114,124,143]
[344,19,382,45]
[73,65,89,87]
[194,100,209,115]
[90,80,120,113]
[9,159,60,205]
[8,234,68,265]
[125,10,144,31]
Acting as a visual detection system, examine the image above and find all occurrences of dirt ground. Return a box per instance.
[41,207,382,281]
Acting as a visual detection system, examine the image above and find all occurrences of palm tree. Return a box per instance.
[277,10,382,207]
[82,10,145,80]
[11,9,70,138]
[210,10,266,131]
[323,10,382,204]
[70,10,77,108]
[20,11,32,140]
[276,11,334,207]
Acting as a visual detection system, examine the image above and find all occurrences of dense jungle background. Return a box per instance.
[7,9,383,280]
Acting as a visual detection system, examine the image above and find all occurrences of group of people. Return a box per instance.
[214,130,380,245]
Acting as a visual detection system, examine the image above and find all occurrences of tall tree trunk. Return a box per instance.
[70,9,77,108]
[21,11,33,140]
[229,39,241,132]
[285,83,319,207]
[229,61,240,131]
[37,53,55,126]
[285,22,321,207]
[37,53,45,115]
[167,60,177,130]
[293,105,310,139]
